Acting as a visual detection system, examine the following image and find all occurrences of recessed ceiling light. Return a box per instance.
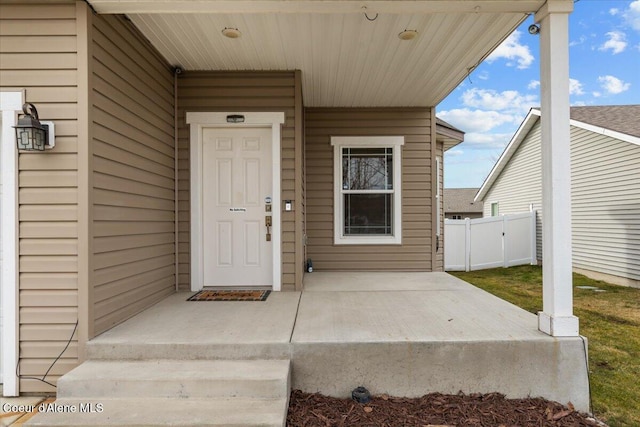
[398,30,418,41]
[222,27,241,39]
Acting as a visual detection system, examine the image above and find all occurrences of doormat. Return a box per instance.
[187,290,271,302]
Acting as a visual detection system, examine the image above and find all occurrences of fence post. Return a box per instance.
[530,210,537,265]
[465,218,471,272]
[502,215,508,268]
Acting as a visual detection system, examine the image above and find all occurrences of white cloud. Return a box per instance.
[477,71,490,81]
[592,91,602,98]
[625,1,640,31]
[445,149,464,157]
[570,35,587,47]
[598,75,631,94]
[569,78,585,96]
[438,109,517,133]
[463,133,514,150]
[461,88,537,114]
[528,80,540,90]
[486,31,534,69]
[610,8,620,16]
[599,31,627,54]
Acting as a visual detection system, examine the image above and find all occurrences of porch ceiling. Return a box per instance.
[88,0,546,107]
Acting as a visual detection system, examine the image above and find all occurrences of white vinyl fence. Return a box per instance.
[445,212,537,272]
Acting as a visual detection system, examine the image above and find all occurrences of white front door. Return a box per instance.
[201,127,273,287]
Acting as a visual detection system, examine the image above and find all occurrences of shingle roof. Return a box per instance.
[444,188,483,213]
[436,117,465,151]
[436,117,464,134]
[570,105,640,138]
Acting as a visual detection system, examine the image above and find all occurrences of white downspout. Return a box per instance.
[174,70,179,292]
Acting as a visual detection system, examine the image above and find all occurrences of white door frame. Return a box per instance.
[187,112,285,292]
[1,91,22,396]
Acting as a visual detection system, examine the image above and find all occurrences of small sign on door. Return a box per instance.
[229,208,247,212]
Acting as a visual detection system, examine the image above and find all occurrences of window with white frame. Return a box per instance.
[331,136,404,245]
[491,202,499,217]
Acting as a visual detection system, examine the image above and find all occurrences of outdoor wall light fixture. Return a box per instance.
[398,30,418,40]
[222,27,241,38]
[13,103,55,151]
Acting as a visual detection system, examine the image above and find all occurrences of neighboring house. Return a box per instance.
[444,188,483,219]
[476,105,640,288]
[0,0,576,398]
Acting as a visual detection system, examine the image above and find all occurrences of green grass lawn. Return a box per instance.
[451,266,640,427]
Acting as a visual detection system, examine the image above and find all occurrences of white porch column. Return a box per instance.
[535,0,578,337]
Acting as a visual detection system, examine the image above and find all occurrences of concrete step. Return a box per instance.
[57,360,291,399]
[86,341,291,361]
[25,397,288,426]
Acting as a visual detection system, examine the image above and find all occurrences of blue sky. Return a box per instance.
[439,0,640,189]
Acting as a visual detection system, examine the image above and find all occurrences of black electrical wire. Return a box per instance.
[364,11,378,21]
[16,319,79,389]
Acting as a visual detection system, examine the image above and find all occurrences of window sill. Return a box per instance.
[334,236,402,245]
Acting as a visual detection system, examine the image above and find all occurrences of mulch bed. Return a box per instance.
[287,390,606,426]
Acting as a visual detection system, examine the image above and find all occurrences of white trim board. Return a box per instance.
[88,1,544,15]
[569,117,640,147]
[186,112,285,292]
[1,91,22,396]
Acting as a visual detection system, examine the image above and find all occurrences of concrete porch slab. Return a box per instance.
[302,271,474,292]
[87,291,301,360]
[294,273,543,342]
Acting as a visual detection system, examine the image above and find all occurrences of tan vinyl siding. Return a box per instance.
[305,108,434,271]
[483,121,543,261]
[0,0,78,392]
[177,71,301,291]
[571,127,640,282]
[91,14,175,335]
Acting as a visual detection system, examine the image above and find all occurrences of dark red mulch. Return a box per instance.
[287,390,605,427]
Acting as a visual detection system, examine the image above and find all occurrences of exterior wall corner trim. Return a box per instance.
[1,90,24,396]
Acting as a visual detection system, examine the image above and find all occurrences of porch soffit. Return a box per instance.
[88,0,547,107]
